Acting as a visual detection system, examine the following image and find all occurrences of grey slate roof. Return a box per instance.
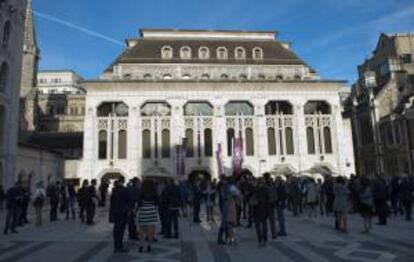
[104,38,309,72]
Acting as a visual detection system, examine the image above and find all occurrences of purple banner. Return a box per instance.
[215,143,224,177]
[232,134,244,178]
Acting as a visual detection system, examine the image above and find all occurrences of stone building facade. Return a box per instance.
[346,33,414,176]
[0,0,28,188]
[78,29,355,182]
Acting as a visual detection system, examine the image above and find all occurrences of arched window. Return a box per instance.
[221,74,229,80]
[118,130,127,159]
[227,128,235,156]
[246,128,254,156]
[304,101,331,114]
[307,127,315,154]
[267,128,276,155]
[180,46,192,59]
[182,74,191,80]
[185,129,194,157]
[140,102,171,116]
[161,46,173,59]
[161,129,170,158]
[204,128,213,157]
[0,62,8,92]
[239,74,247,80]
[276,75,284,81]
[184,101,213,116]
[201,74,210,80]
[252,47,263,60]
[143,74,152,80]
[235,47,246,59]
[285,127,294,155]
[225,101,254,116]
[294,75,302,80]
[2,21,11,48]
[98,130,108,159]
[142,130,151,158]
[217,47,228,60]
[265,101,293,115]
[97,102,129,117]
[199,46,210,59]
[324,127,333,153]
[162,74,172,79]
[258,74,266,80]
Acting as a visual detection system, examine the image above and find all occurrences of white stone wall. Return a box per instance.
[0,0,28,188]
[78,81,355,182]
[16,145,64,192]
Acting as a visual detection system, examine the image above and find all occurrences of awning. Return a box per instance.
[305,164,333,176]
[270,164,297,176]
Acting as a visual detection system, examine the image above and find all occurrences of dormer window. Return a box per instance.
[199,46,210,59]
[161,46,173,59]
[182,74,191,80]
[162,74,172,80]
[252,47,263,60]
[258,74,266,80]
[235,47,246,60]
[221,74,229,80]
[239,74,247,80]
[143,74,152,80]
[217,47,228,60]
[180,46,192,59]
[276,75,284,81]
[201,74,210,80]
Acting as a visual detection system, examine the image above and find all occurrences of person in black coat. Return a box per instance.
[252,178,270,247]
[109,176,130,253]
[86,179,98,225]
[275,177,287,236]
[192,180,203,223]
[165,180,181,238]
[127,177,140,240]
[77,180,89,223]
[47,181,60,222]
[400,176,413,221]
[61,181,76,220]
[3,182,22,234]
[373,177,389,225]
[98,180,109,207]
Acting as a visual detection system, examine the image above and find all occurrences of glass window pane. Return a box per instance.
[285,127,294,155]
[227,128,235,156]
[98,130,107,159]
[161,129,170,158]
[307,127,315,154]
[246,128,254,156]
[268,128,276,155]
[204,129,213,157]
[118,130,127,159]
[142,130,151,158]
[324,127,333,153]
[185,129,194,157]
[225,101,254,116]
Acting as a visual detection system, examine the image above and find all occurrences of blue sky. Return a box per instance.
[33,0,414,83]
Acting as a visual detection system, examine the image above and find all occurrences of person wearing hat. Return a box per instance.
[33,181,46,226]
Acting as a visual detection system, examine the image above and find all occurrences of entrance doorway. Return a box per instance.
[101,172,125,193]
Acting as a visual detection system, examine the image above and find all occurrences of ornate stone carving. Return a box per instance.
[142,119,151,129]
[98,119,108,130]
[305,116,314,127]
[118,119,128,130]
[161,119,170,129]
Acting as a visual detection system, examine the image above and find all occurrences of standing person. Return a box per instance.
[333,177,349,233]
[324,177,335,216]
[358,177,373,233]
[179,180,189,217]
[275,177,287,236]
[252,178,270,247]
[86,179,98,225]
[264,173,277,239]
[98,180,109,207]
[47,181,60,222]
[390,176,402,216]
[318,179,326,216]
[400,176,413,221]
[306,178,319,218]
[192,179,202,223]
[61,181,76,220]
[109,176,130,253]
[165,179,181,239]
[137,180,159,253]
[77,180,89,223]
[226,178,241,245]
[217,175,229,245]
[204,180,216,222]
[19,185,30,225]
[373,176,389,225]
[32,181,46,226]
[0,185,5,210]
[127,177,140,240]
[159,182,170,236]
[3,182,21,234]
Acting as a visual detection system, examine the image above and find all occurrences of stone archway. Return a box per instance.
[101,172,125,193]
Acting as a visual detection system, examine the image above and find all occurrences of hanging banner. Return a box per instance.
[232,134,244,178]
[215,143,224,177]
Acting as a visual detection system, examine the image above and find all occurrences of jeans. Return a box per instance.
[166,209,179,237]
[268,206,277,238]
[255,218,268,242]
[113,215,127,250]
[193,201,201,222]
[65,198,75,220]
[35,206,43,226]
[86,202,95,224]
[4,207,18,234]
[50,199,59,221]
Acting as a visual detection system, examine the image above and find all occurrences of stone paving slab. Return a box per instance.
[0,208,413,262]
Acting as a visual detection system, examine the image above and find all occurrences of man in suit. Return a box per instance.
[109,176,130,253]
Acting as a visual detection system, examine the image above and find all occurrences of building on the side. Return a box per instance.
[0,0,28,188]
[77,28,355,183]
[345,33,414,176]
[35,70,85,133]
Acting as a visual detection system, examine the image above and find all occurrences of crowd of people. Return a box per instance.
[1,172,413,253]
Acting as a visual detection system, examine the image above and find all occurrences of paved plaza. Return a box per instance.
[0,207,413,262]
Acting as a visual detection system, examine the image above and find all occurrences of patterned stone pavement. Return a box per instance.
[0,207,413,262]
